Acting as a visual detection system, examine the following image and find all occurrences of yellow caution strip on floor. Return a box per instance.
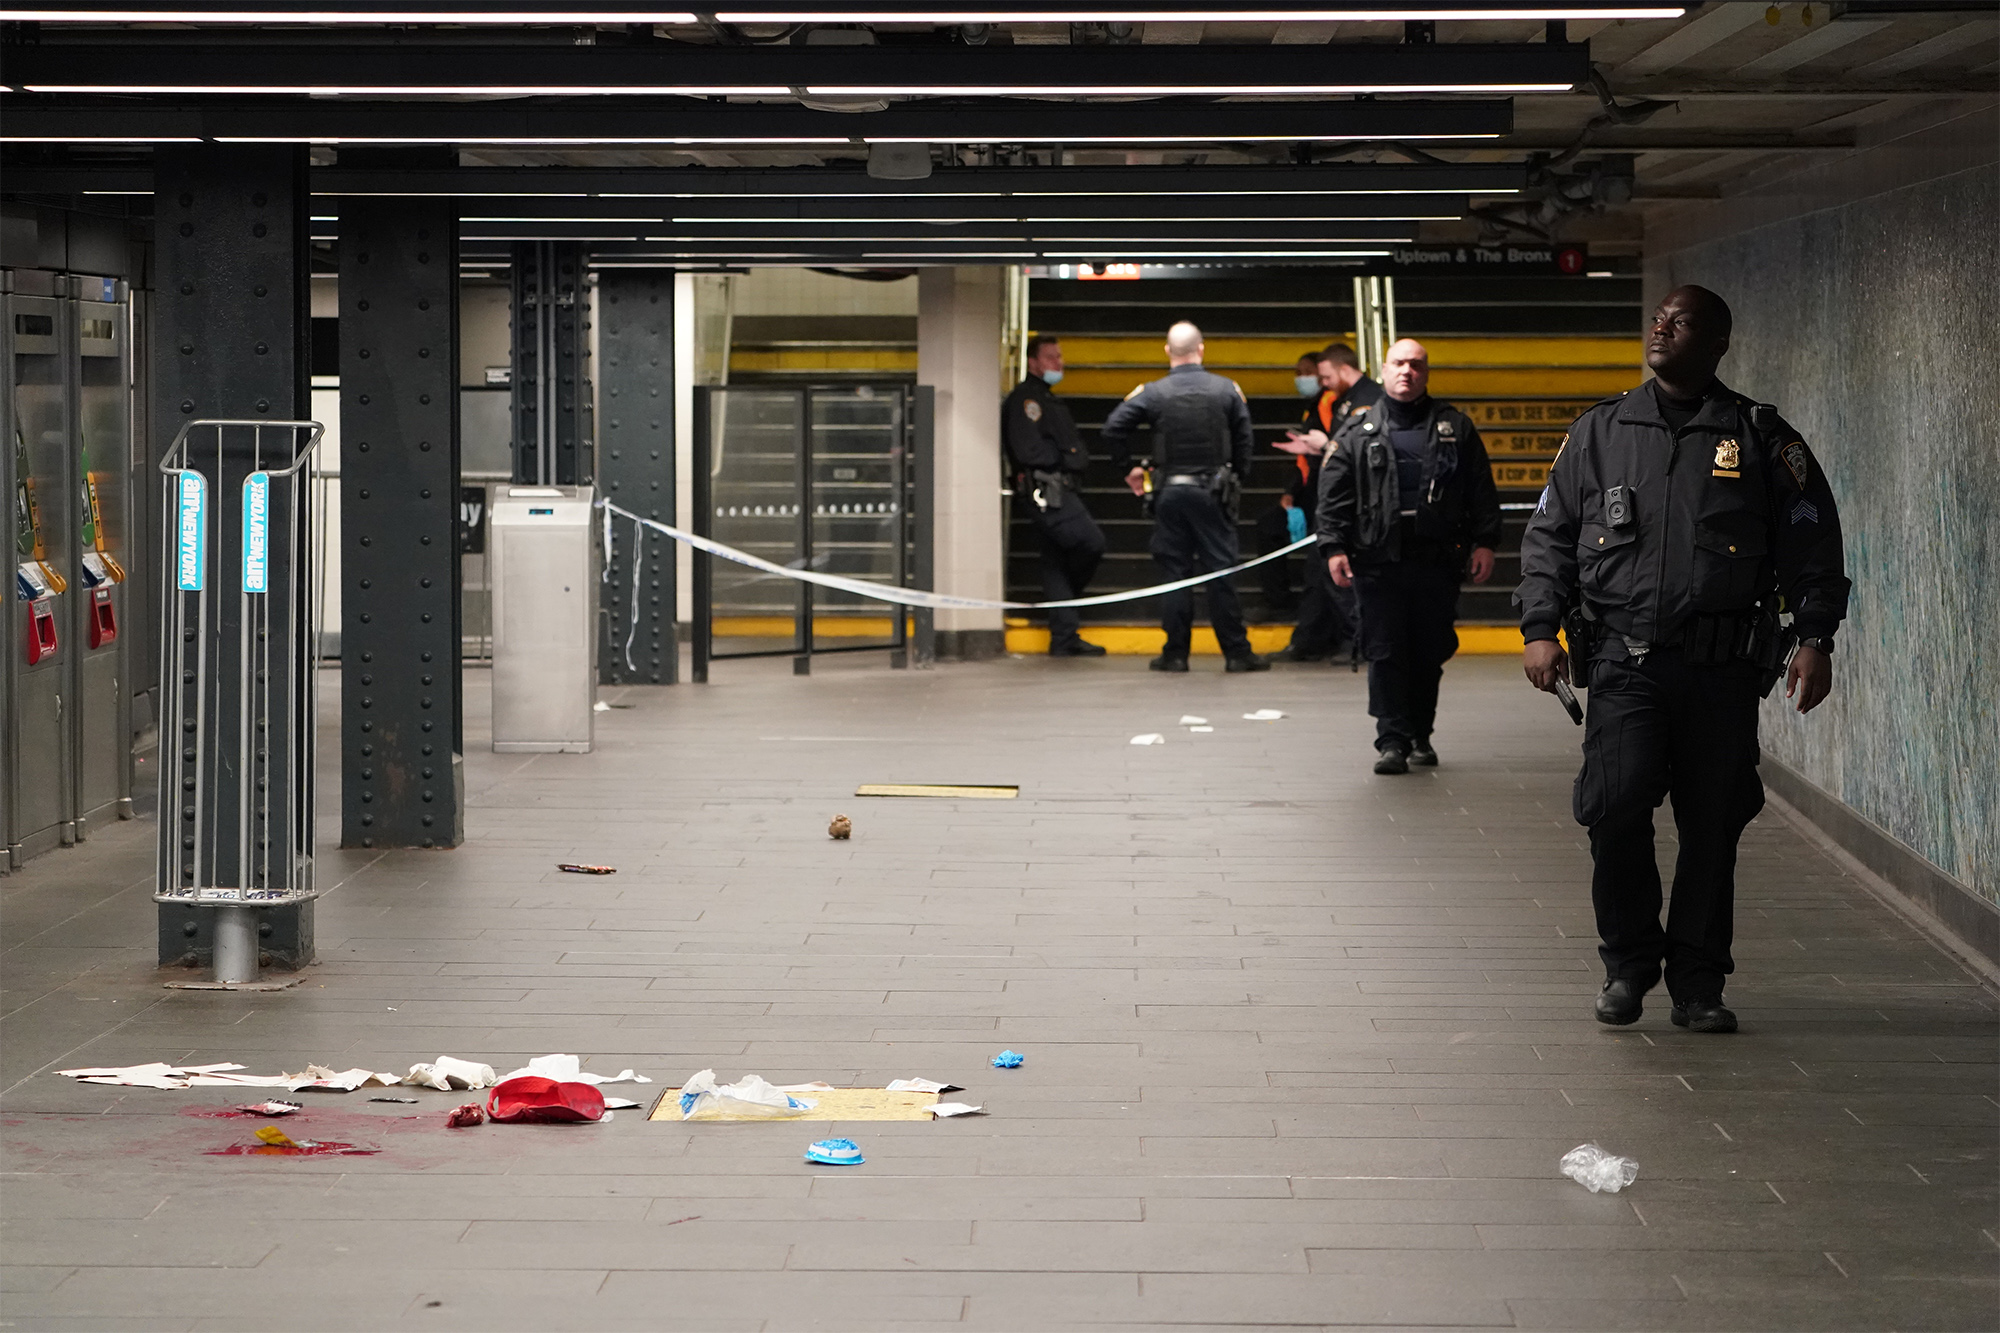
[856,784,1019,799]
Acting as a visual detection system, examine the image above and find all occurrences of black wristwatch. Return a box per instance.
[1797,635,1833,655]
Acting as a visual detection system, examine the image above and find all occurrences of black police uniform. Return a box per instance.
[1002,374,1107,651]
[1317,394,1501,751]
[1284,375,1381,657]
[1100,362,1257,662]
[1515,378,1850,1003]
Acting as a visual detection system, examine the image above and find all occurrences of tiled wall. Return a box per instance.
[1654,163,1998,902]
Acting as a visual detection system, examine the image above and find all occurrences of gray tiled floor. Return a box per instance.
[3,653,1995,1332]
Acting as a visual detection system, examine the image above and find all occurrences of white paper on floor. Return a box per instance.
[1130,734,1165,746]
[886,1078,964,1094]
[1177,715,1207,726]
[1242,709,1286,721]
[496,1054,654,1086]
[57,1062,404,1092]
[602,1097,643,1110]
[1188,726,1214,733]
[407,1057,497,1091]
[930,1103,986,1118]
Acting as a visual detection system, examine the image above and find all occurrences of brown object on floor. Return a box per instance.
[446,1103,485,1128]
[828,815,852,840]
[556,863,617,875]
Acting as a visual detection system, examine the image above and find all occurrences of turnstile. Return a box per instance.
[3,274,134,870]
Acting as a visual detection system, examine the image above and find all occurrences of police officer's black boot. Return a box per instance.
[1050,636,1107,658]
[1409,737,1438,766]
[1670,996,1738,1034]
[1149,653,1189,673]
[1595,978,1647,1026]
[1372,742,1410,775]
[1224,652,1271,673]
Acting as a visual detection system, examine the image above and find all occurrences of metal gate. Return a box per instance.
[691,384,925,677]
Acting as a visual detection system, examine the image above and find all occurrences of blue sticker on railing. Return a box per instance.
[175,473,207,592]
[242,472,270,593]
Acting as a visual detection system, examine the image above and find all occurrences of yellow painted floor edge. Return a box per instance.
[1004,624,1529,656]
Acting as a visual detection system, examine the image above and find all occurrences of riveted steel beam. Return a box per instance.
[338,197,465,850]
[595,270,677,685]
[149,143,314,968]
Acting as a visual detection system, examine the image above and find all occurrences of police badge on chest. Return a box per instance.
[1712,438,1740,479]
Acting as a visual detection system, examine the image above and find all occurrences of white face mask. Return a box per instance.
[1295,374,1322,398]
[1038,368,1064,386]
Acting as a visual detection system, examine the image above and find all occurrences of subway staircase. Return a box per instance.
[1010,268,1644,649]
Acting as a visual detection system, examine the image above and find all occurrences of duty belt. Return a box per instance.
[1162,471,1214,488]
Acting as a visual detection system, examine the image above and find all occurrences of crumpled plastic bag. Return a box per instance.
[1560,1142,1639,1194]
[675,1069,819,1121]
[406,1057,497,1091]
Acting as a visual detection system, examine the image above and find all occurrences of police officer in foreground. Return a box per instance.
[1515,285,1850,1035]
[1318,338,1499,772]
[1272,344,1382,662]
[1003,334,1107,656]
[1101,320,1269,673]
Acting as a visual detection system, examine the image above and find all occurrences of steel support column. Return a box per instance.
[150,143,313,967]
[595,270,675,685]
[338,199,465,849]
[509,241,591,486]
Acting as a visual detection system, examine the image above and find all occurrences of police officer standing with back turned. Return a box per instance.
[1515,285,1850,1035]
[1318,338,1500,772]
[1101,320,1269,673]
[1003,334,1107,656]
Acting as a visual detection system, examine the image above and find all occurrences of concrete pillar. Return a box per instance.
[916,267,1006,659]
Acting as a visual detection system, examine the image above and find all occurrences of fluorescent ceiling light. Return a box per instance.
[809,83,1572,95]
[638,233,1409,241]
[1,134,201,142]
[466,216,663,222]
[667,213,1452,222]
[28,84,792,95]
[1042,248,1392,256]
[872,131,1504,144]
[0,9,702,20]
[221,136,851,146]
[597,188,1517,200]
[714,9,1680,20]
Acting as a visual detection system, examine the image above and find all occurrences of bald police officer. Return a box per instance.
[1319,339,1500,772]
[1516,285,1851,1034]
[1003,334,1107,656]
[1100,321,1269,673]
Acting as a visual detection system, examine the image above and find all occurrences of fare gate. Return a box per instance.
[690,384,927,679]
[4,275,135,869]
[155,419,324,985]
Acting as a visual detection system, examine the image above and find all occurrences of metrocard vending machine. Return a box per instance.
[489,484,596,753]
[4,274,133,869]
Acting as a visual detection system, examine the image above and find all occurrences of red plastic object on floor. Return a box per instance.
[486,1076,606,1124]
[446,1102,485,1128]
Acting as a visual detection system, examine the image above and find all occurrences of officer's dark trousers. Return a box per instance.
[1351,560,1459,748]
[1290,548,1356,655]
[1577,651,1765,1001]
[1151,484,1251,660]
[1026,496,1105,647]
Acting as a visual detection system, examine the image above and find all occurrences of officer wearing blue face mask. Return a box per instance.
[1003,334,1107,656]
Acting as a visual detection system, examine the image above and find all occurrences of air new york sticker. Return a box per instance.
[175,473,207,592]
